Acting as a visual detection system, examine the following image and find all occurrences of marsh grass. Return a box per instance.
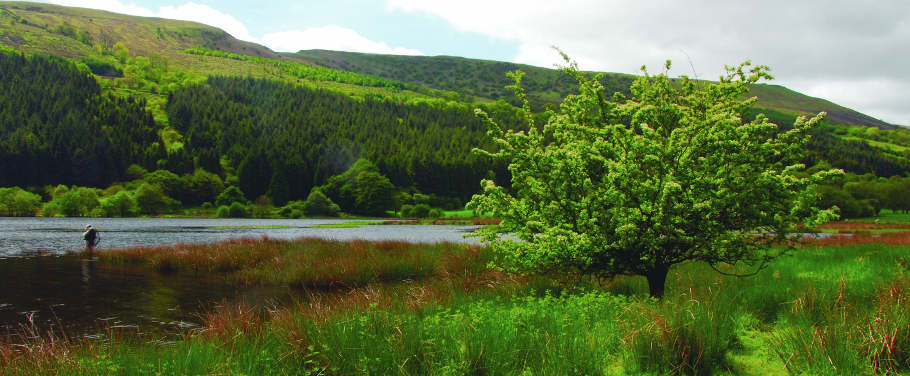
[282,292,630,375]
[7,240,910,375]
[98,237,491,290]
[623,288,740,375]
[0,314,76,376]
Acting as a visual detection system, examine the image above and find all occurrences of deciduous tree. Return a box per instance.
[469,57,839,298]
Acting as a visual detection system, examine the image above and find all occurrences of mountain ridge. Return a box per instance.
[292,49,897,129]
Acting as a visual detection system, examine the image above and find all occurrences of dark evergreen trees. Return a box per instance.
[0,51,163,187]
[166,76,515,204]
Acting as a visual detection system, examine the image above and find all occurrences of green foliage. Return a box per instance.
[133,182,179,215]
[124,164,148,180]
[185,46,409,89]
[352,171,396,216]
[177,168,224,206]
[167,77,506,203]
[79,56,121,77]
[809,128,910,177]
[250,196,274,218]
[228,201,248,218]
[319,159,396,216]
[42,185,99,217]
[297,49,621,110]
[276,200,305,218]
[816,185,875,219]
[0,50,162,188]
[112,42,129,64]
[469,59,839,298]
[237,150,270,201]
[142,169,180,194]
[97,190,138,217]
[816,173,910,218]
[399,203,444,218]
[301,189,340,217]
[214,202,248,218]
[214,205,230,218]
[215,186,246,208]
[0,187,41,216]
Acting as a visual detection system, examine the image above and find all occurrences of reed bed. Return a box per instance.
[97,237,492,290]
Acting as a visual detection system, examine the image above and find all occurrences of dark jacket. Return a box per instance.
[83,228,98,245]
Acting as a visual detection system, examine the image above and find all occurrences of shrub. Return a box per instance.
[228,202,248,218]
[98,190,138,217]
[319,159,396,216]
[0,187,42,216]
[277,200,305,218]
[134,183,179,215]
[413,204,431,218]
[399,204,415,217]
[41,186,99,217]
[215,205,231,218]
[216,186,246,207]
[301,190,340,217]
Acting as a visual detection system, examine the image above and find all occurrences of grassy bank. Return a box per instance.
[4,237,910,374]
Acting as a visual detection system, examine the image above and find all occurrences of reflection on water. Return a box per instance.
[0,253,287,338]
[0,217,481,339]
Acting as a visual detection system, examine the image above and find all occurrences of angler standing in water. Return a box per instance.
[82,224,99,252]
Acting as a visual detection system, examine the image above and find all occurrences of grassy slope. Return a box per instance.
[295,49,898,129]
[0,2,274,59]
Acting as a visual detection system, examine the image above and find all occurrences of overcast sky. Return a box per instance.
[29,0,910,126]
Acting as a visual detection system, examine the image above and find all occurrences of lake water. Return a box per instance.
[0,217,480,257]
[0,217,480,340]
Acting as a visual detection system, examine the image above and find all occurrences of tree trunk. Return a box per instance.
[646,264,669,299]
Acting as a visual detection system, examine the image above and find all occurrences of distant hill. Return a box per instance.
[0,2,275,60]
[293,50,896,129]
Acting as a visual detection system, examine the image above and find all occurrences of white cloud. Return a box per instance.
[262,26,423,55]
[155,3,256,42]
[388,0,910,125]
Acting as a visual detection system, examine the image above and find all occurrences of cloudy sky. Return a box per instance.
[29,0,910,126]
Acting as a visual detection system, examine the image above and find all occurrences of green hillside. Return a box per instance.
[0,1,274,69]
[294,50,896,129]
[1,1,910,216]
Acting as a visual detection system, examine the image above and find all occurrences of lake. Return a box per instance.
[0,217,480,340]
[0,217,479,257]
